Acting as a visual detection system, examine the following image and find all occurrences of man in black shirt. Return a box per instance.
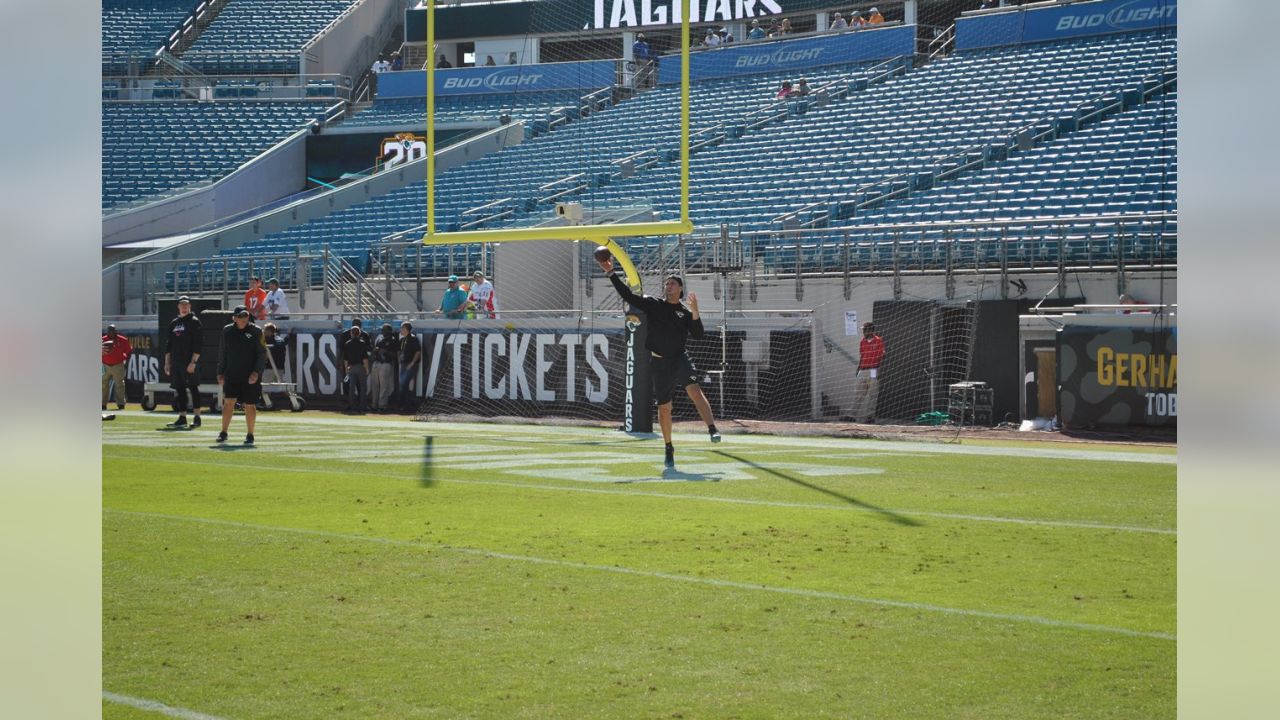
[397,321,422,410]
[164,296,203,429]
[598,255,721,468]
[342,323,372,413]
[216,306,267,444]
[370,323,399,412]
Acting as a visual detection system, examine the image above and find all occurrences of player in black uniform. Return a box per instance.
[599,255,721,468]
[216,306,266,445]
[164,296,204,428]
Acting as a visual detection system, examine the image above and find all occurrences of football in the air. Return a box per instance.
[593,246,612,264]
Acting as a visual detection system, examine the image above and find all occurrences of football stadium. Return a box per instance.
[100,0,1177,717]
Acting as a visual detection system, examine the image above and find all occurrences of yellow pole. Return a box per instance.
[426,0,436,237]
[680,0,690,228]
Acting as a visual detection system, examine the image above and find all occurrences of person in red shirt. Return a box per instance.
[853,321,884,423]
[244,276,268,321]
[102,324,132,410]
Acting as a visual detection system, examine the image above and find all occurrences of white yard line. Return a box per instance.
[101,452,1176,535]
[102,691,228,720]
[104,509,1176,642]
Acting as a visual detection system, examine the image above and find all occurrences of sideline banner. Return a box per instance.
[658,25,913,84]
[377,60,616,99]
[956,0,1176,51]
[1056,323,1177,428]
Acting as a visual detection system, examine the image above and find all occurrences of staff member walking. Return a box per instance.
[598,254,721,469]
[853,321,884,423]
[102,324,132,410]
[164,296,204,428]
[216,306,266,445]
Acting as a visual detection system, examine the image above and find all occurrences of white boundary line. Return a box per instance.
[102,691,228,720]
[102,451,1176,535]
[105,508,1176,642]
[107,411,1176,464]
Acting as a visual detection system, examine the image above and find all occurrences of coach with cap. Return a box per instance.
[216,305,266,444]
[163,296,204,428]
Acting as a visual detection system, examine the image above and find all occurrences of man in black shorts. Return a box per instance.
[163,295,203,429]
[599,255,721,468]
[216,306,266,445]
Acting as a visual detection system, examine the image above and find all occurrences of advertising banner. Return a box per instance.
[956,0,1176,51]
[1056,323,1177,428]
[377,60,617,99]
[658,25,913,84]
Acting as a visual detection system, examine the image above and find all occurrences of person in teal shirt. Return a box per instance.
[435,275,472,319]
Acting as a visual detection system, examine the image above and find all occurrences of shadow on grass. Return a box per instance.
[614,467,724,484]
[208,444,256,451]
[710,449,922,527]
[420,436,435,488]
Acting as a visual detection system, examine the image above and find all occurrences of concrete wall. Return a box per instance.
[302,0,407,84]
[102,129,310,246]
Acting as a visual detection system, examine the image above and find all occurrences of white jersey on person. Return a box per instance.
[265,288,290,318]
[468,279,499,318]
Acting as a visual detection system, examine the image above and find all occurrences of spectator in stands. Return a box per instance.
[719,28,734,44]
[216,306,266,445]
[1118,292,1149,314]
[704,28,722,48]
[633,34,656,88]
[747,20,766,40]
[484,55,496,66]
[264,278,289,321]
[868,7,885,24]
[469,270,499,319]
[372,56,391,74]
[164,297,203,429]
[391,52,403,71]
[244,276,267,321]
[850,11,866,28]
[853,321,884,423]
[397,321,421,410]
[435,274,472,319]
[438,54,452,69]
[776,80,795,99]
[102,324,132,411]
[370,323,398,413]
[794,78,811,96]
[830,12,848,30]
[508,52,519,65]
[341,322,372,414]
[774,18,792,37]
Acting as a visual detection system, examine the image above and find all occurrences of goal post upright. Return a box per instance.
[420,0,693,294]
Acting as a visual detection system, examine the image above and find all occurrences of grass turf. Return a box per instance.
[103,412,1175,719]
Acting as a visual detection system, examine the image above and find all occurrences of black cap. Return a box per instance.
[352,318,362,326]
[233,306,249,317]
[177,295,191,303]
[106,324,116,332]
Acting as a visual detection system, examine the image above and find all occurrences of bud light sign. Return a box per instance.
[376,60,617,99]
[956,0,1176,50]
[659,24,913,84]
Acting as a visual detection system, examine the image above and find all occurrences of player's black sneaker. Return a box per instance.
[216,431,227,443]
[664,443,675,468]
[167,416,187,428]
[708,425,721,443]
[191,416,201,428]
[244,433,255,445]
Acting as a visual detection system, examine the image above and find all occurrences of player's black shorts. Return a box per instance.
[651,351,700,404]
[222,378,262,404]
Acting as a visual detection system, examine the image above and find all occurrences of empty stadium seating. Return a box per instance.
[102,0,195,73]
[102,100,341,208]
[180,0,359,74]
[174,28,1177,284]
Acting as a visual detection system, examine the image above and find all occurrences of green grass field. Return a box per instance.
[102,412,1176,719]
